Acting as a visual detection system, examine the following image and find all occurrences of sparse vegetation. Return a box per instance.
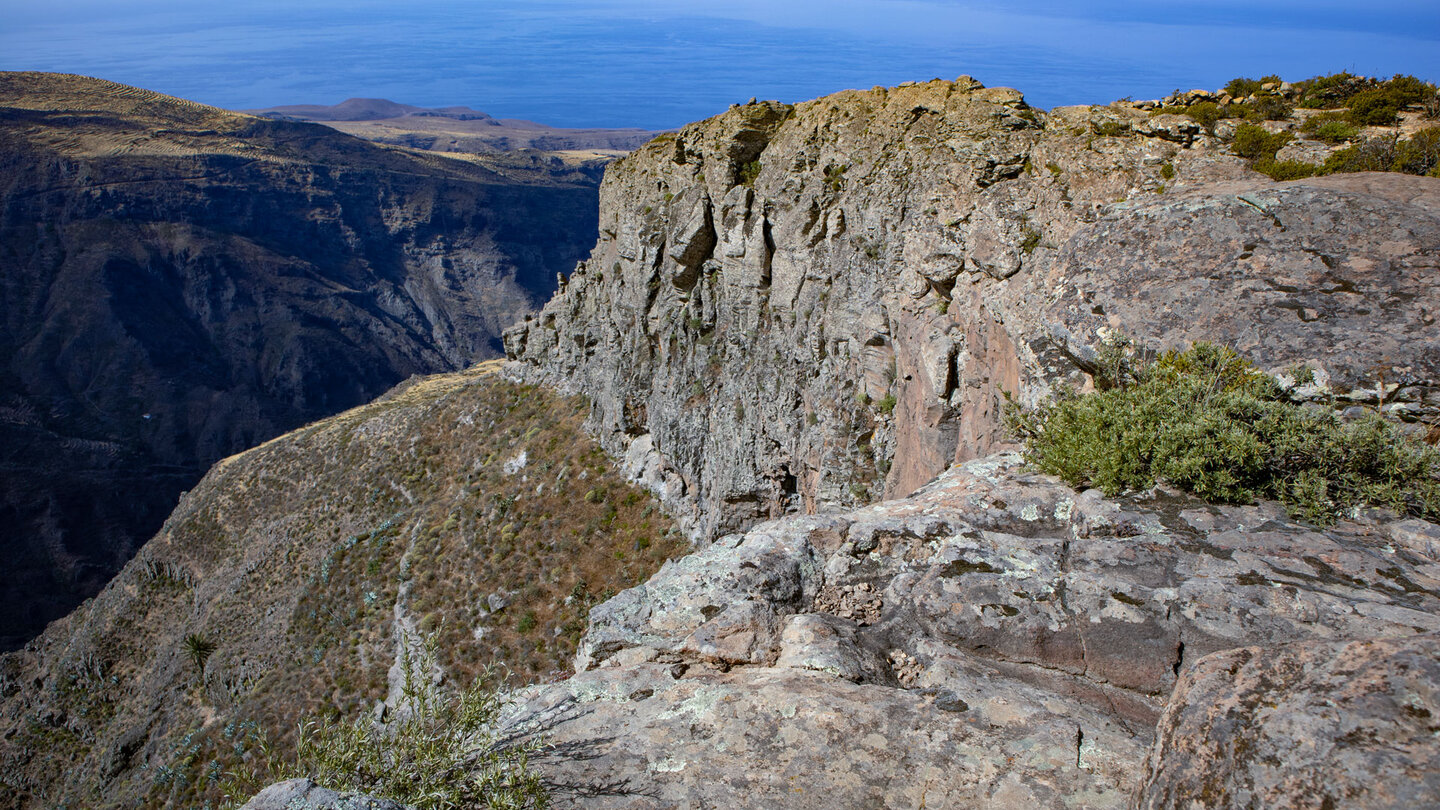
[182,633,216,676]
[1324,128,1440,177]
[1020,226,1042,254]
[9,365,686,810]
[1006,341,1440,525]
[292,636,546,810]
[738,159,763,187]
[1092,120,1131,137]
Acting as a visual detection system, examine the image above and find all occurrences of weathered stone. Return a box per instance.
[1136,635,1440,810]
[505,454,1440,807]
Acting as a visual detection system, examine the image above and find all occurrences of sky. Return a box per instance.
[2,0,1437,129]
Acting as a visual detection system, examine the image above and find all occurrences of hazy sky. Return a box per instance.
[2,0,1437,128]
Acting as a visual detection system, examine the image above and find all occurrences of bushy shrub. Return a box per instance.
[1296,71,1371,109]
[1184,101,1225,132]
[1301,110,1360,143]
[1346,89,1404,126]
[293,636,547,809]
[1249,94,1294,121]
[1230,124,1292,160]
[1223,76,1267,98]
[1324,136,1399,173]
[1006,342,1440,525]
[1394,127,1440,175]
[1253,159,1319,181]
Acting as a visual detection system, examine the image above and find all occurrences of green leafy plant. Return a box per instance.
[1005,341,1440,525]
[1230,124,1292,161]
[737,159,763,187]
[182,633,217,676]
[294,634,547,809]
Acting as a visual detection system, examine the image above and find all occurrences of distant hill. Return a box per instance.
[0,72,604,650]
[244,98,659,154]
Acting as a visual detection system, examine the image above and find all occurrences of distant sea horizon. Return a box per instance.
[3,1,1437,130]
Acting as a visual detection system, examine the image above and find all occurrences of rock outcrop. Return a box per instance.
[0,72,603,648]
[1136,634,1440,809]
[503,454,1440,808]
[505,77,1440,542]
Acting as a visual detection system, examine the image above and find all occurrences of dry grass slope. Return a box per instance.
[0,362,687,809]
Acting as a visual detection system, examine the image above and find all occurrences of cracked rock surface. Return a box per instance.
[507,454,1440,808]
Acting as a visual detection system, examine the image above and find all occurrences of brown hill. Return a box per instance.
[0,362,687,809]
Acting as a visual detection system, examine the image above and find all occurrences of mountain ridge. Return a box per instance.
[0,71,604,649]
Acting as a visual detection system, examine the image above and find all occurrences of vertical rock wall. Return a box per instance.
[508,78,1440,539]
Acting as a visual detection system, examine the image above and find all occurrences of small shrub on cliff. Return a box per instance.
[1230,124,1292,161]
[1183,101,1225,132]
[1300,111,1360,144]
[1005,342,1440,525]
[293,636,547,809]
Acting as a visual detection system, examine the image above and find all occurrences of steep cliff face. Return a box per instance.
[0,72,602,648]
[507,77,1440,540]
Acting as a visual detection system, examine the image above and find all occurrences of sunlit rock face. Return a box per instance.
[507,78,1440,543]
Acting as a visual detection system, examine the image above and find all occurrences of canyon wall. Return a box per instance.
[507,77,1440,540]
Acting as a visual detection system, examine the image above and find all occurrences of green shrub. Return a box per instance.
[1020,226,1042,254]
[1184,101,1225,132]
[1302,111,1360,143]
[182,633,217,675]
[1248,94,1294,121]
[1253,158,1319,181]
[1092,120,1131,137]
[1324,136,1398,173]
[1322,129,1440,176]
[1394,127,1440,175]
[1006,341,1440,525]
[1296,71,1369,109]
[737,159,763,187]
[294,636,547,809]
[1346,89,1403,126]
[1230,124,1292,161]
[1223,77,1267,98]
[876,394,897,415]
